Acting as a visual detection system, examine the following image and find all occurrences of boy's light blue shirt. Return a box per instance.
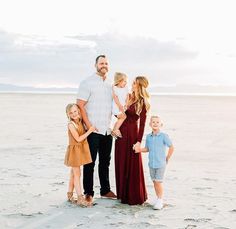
[145,131,172,169]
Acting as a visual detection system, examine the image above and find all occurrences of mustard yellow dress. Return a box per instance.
[64,120,92,167]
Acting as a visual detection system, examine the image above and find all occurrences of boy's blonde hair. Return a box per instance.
[65,103,80,121]
[150,115,163,124]
[114,72,127,86]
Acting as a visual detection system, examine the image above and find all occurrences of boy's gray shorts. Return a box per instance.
[149,166,166,182]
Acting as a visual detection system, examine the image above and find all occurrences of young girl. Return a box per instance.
[64,103,95,207]
[111,72,129,138]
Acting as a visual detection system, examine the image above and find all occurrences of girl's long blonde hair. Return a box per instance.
[65,103,81,122]
[129,76,150,115]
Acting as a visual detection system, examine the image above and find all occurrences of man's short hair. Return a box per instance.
[95,55,106,64]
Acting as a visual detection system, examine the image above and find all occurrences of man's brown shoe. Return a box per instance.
[101,191,117,199]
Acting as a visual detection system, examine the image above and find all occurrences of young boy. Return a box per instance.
[136,115,174,210]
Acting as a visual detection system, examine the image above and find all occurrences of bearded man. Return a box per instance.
[77,55,117,205]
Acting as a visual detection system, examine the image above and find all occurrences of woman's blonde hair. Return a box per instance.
[65,103,81,121]
[114,72,127,86]
[129,76,150,115]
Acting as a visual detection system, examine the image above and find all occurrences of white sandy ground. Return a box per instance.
[0,93,236,229]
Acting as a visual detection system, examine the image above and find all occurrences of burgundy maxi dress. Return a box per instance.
[115,102,147,205]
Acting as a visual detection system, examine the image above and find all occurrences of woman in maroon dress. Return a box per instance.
[115,76,150,205]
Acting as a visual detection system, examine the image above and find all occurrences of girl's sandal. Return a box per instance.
[67,192,76,203]
[77,195,90,207]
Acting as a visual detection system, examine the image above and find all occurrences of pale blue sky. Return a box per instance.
[0,0,235,87]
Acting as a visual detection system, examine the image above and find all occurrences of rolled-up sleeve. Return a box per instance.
[164,134,172,147]
[77,81,90,101]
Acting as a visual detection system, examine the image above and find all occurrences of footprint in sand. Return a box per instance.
[185,225,197,228]
[16,173,30,178]
[133,221,166,228]
[50,181,65,187]
[105,222,126,227]
[202,178,218,182]
[33,194,42,198]
[193,187,212,190]
[5,212,43,218]
[184,218,212,223]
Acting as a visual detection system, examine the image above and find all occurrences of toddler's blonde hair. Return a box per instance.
[114,72,127,86]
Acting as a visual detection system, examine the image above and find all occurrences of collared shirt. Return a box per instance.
[145,131,172,168]
[77,73,112,135]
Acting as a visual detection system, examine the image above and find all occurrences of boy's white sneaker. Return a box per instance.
[153,198,163,210]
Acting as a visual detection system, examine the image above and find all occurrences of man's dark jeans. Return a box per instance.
[83,132,113,196]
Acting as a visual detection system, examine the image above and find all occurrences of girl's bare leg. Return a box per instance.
[72,167,82,196]
[68,169,74,192]
[72,167,90,207]
[67,169,75,202]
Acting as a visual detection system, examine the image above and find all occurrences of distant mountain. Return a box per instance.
[149,84,236,94]
[0,84,77,92]
[0,83,236,94]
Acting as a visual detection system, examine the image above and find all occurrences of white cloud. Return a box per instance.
[0,31,199,86]
[0,0,236,87]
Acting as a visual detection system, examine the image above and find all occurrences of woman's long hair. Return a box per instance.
[129,76,150,115]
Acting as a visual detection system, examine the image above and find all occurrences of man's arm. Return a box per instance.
[77,99,91,130]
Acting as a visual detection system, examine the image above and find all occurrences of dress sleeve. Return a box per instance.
[137,104,147,142]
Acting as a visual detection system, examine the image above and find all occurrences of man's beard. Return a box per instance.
[97,67,108,74]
